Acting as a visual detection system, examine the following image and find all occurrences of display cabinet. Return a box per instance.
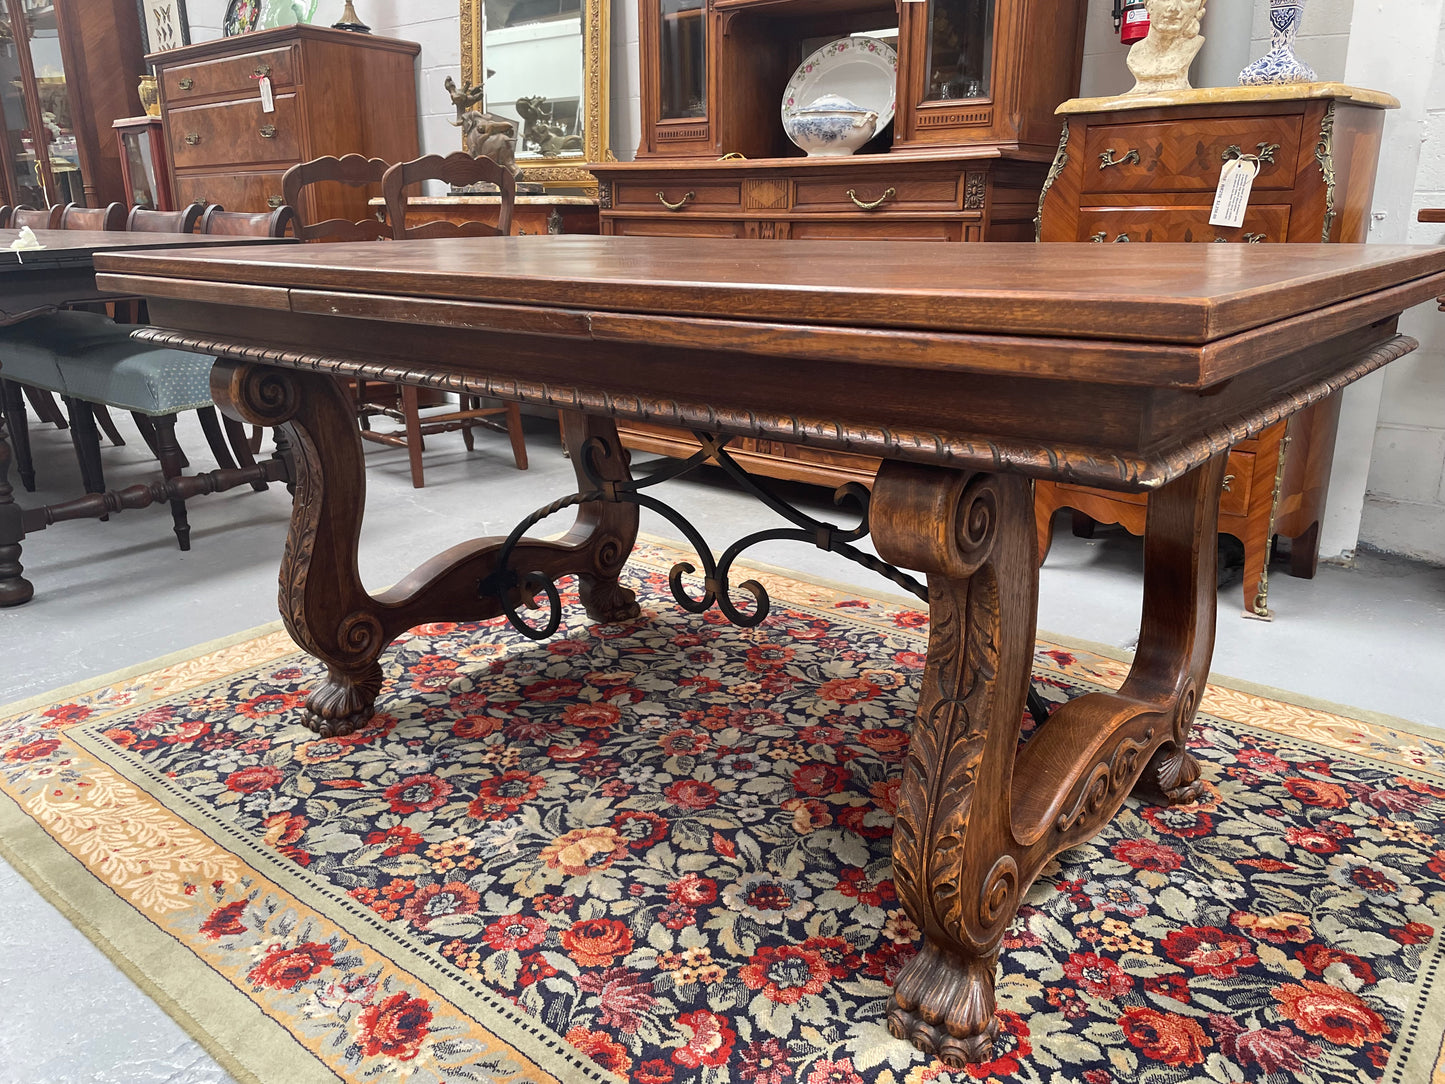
[113,115,173,210]
[595,0,1087,486]
[0,0,144,208]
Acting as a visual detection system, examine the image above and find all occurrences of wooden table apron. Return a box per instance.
[87,237,1445,1067]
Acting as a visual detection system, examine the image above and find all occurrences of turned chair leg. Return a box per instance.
[0,380,35,492]
[63,397,107,505]
[92,404,127,447]
[505,401,528,471]
[151,414,191,551]
[22,386,67,429]
[401,384,425,488]
[460,395,476,451]
[197,406,238,471]
[222,415,269,492]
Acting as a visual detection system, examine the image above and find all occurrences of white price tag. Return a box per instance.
[259,75,275,113]
[1209,157,1257,229]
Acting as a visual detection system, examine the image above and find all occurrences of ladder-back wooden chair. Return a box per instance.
[375,152,526,487]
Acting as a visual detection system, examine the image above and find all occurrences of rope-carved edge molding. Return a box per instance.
[133,328,1416,491]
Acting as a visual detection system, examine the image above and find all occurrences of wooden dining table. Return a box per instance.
[88,236,1445,1066]
[0,228,292,606]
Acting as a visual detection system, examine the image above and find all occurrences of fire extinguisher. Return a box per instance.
[1114,0,1150,43]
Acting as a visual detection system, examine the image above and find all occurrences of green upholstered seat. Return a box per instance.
[0,310,215,416]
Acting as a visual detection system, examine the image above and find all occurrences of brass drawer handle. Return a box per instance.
[254,64,271,77]
[1223,142,1279,164]
[1090,231,1132,242]
[267,196,285,209]
[1222,474,1235,492]
[260,124,277,139]
[1242,232,1267,243]
[183,132,201,146]
[656,190,695,211]
[177,77,194,90]
[846,186,895,211]
[1098,147,1140,169]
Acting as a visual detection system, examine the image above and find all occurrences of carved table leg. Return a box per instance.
[210,361,640,736]
[871,455,1227,1066]
[0,400,34,606]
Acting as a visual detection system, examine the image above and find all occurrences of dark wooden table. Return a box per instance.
[0,229,293,604]
[89,237,1445,1066]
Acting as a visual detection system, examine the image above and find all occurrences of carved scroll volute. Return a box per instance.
[211,360,377,673]
[871,463,1038,952]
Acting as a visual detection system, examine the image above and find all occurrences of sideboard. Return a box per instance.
[591,0,1088,487]
[1035,84,1395,615]
[150,25,419,224]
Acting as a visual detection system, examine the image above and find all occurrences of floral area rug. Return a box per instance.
[2,540,1444,1084]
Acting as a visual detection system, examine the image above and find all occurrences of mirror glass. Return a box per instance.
[482,0,586,161]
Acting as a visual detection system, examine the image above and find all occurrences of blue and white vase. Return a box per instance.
[1239,0,1316,84]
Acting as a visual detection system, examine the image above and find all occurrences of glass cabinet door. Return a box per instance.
[924,0,994,101]
[19,0,87,205]
[658,0,706,119]
[0,7,45,206]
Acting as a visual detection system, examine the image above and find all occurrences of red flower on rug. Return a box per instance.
[1161,926,1259,977]
[356,991,432,1061]
[199,901,248,940]
[4,737,59,762]
[481,914,548,952]
[402,881,480,930]
[561,918,634,966]
[1272,981,1388,1047]
[225,764,281,793]
[672,1010,735,1068]
[1283,778,1350,807]
[567,1025,633,1075]
[667,873,717,906]
[246,940,335,990]
[740,943,834,1004]
[1110,838,1183,871]
[1063,952,1133,999]
[1118,1006,1212,1066]
[383,773,452,814]
[468,769,546,818]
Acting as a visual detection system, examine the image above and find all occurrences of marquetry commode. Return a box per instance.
[1035,84,1396,615]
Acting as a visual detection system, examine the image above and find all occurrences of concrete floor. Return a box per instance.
[1,411,1442,1083]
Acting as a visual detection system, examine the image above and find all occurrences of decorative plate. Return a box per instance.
[782,36,897,130]
[224,0,262,36]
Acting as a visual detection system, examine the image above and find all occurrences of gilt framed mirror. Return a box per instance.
[461,0,611,192]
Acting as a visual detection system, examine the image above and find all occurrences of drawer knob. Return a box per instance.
[1223,142,1279,165]
[846,186,895,211]
[184,132,201,146]
[253,64,271,78]
[267,196,285,209]
[1098,147,1140,170]
[259,124,277,139]
[177,77,194,90]
[1222,474,1235,492]
[656,190,695,212]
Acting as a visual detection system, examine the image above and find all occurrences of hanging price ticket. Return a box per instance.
[1209,156,1258,229]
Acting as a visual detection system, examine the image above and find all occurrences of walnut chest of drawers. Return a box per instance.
[151,25,419,224]
[1035,84,1395,615]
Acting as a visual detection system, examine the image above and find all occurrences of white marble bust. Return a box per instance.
[1126,0,1207,94]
